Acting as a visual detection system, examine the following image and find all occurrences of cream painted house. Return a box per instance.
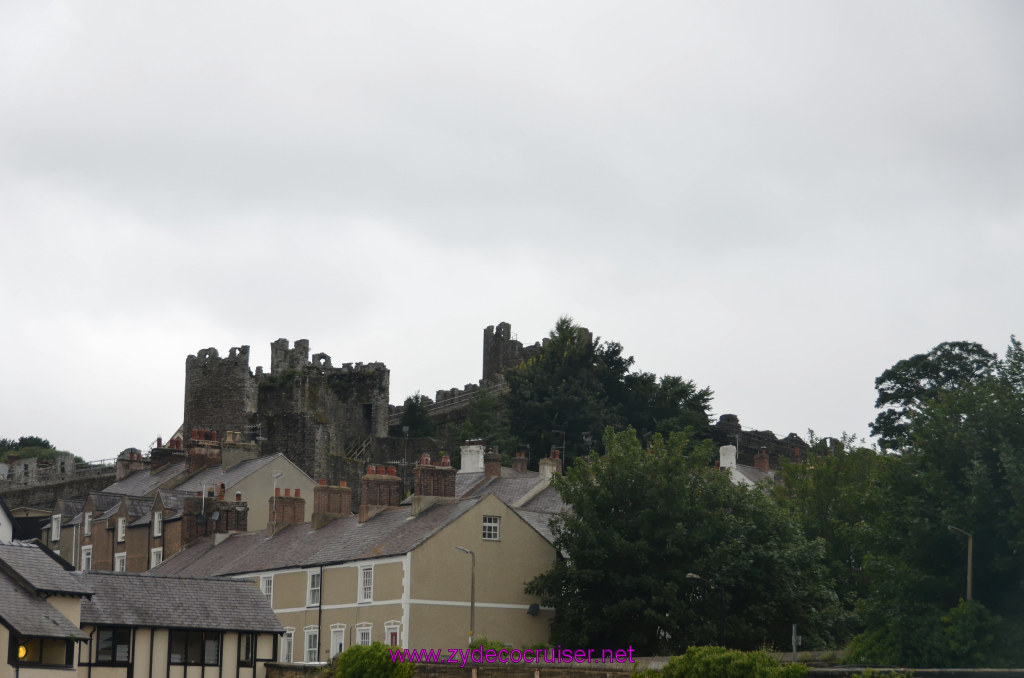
[0,540,281,678]
[155,448,568,660]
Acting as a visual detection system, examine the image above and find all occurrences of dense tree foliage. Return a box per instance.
[0,436,70,464]
[0,436,54,452]
[777,336,1024,667]
[504,317,712,464]
[870,341,998,450]
[526,428,836,655]
[774,435,904,644]
[397,393,436,438]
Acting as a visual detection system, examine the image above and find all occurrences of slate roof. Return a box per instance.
[731,465,774,486]
[0,540,93,596]
[103,461,187,496]
[517,484,565,514]
[54,499,84,524]
[66,493,123,526]
[156,496,490,577]
[174,453,294,494]
[78,571,283,634]
[0,541,90,640]
[0,569,88,639]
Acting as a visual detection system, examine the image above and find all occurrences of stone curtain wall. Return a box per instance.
[0,474,116,511]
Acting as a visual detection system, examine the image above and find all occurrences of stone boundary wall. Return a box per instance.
[0,473,116,510]
[265,658,1024,678]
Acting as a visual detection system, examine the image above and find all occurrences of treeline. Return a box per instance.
[401,317,1024,666]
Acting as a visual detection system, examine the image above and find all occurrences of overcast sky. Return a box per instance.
[2,1,1022,461]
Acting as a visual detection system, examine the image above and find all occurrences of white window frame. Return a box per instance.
[304,626,319,663]
[307,570,321,607]
[355,623,372,647]
[384,620,401,647]
[81,545,92,571]
[482,514,500,540]
[358,565,373,603]
[261,575,274,606]
[280,628,294,663]
[114,552,126,572]
[150,547,163,569]
[153,510,162,537]
[83,511,92,536]
[329,624,346,658]
[51,514,61,541]
[117,517,126,542]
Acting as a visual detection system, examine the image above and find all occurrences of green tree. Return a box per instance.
[870,341,997,450]
[504,317,712,464]
[398,393,436,438]
[850,337,1024,667]
[773,436,903,644]
[526,428,836,654]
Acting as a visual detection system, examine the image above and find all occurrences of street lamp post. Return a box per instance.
[455,546,476,645]
[948,525,973,601]
[686,573,725,646]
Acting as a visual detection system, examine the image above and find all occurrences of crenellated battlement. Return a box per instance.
[186,345,251,370]
[270,338,309,373]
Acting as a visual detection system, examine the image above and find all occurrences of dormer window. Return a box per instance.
[83,511,92,536]
[50,514,61,541]
[153,511,163,537]
[117,517,126,542]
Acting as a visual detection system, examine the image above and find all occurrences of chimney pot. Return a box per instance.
[339,480,347,487]
[367,465,376,475]
[294,488,301,498]
[376,465,386,475]
[319,478,327,486]
[235,491,242,502]
[284,488,291,497]
[275,487,281,497]
[387,466,396,476]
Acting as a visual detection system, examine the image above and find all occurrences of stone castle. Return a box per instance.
[179,322,807,488]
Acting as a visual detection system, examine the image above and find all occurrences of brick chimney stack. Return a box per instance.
[268,488,306,533]
[313,478,353,529]
[754,448,771,473]
[484,449,502,478]
[539,447,563,481]
[183,493,249,546]
[412,454,457,517]
[511,451,528,473]
[359,465,403,523]
[116,448,148,481]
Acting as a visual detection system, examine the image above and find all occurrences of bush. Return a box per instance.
[661,646,807,678]
[468,637,507,651]
[333,642,414,678]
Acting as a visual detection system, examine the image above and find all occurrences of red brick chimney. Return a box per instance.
[313,478,353,529]
[511,451,528,473]
[412,454,457,516]
[484,449,503,478]
[754,448,771,473]
[359,465,403,523]
[268,488,306,533]
[183,493,249,546]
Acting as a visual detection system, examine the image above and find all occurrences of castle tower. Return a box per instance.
[183,346,258,445]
